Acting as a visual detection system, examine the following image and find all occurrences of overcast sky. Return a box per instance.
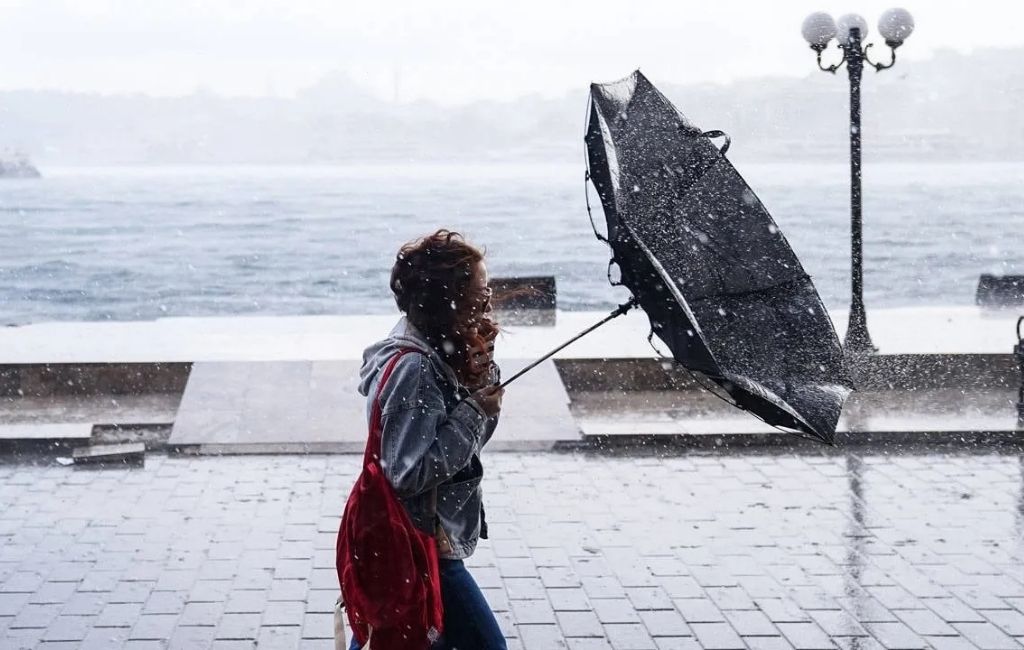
[1,0,1020,104]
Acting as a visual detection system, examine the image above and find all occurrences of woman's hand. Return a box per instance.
[467,346,492,385]
[464,317,498,390]
[469,384,504,418]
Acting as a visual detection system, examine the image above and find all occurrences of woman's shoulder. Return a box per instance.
[377,349,451,408]
[395,348,460,385]
[382,349,428,385]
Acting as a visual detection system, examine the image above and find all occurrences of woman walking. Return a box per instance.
[348,229,507,649]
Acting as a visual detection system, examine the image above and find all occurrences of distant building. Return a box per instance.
[0,150,41,178]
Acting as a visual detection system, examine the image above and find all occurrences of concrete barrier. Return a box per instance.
[1,307,1021,451]
[0,362,190,397]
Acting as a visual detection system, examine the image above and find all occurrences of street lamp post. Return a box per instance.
[801,8,915,354]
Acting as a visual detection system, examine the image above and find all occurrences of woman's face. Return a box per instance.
[466,260,492,322]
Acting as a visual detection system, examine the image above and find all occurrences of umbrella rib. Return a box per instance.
[642,315,821,441]
[627,229,829,442]
[682,366,829,444]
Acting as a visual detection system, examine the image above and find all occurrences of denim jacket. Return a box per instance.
[357,316,500,560]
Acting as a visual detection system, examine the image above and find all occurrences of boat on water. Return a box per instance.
[0,150,41,178]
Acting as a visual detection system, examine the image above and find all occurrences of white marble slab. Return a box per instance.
[0,423,93,440]
[169,358,576,453]
[1,306,1019,364]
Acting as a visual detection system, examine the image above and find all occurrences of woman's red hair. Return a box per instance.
[390,229,496,384]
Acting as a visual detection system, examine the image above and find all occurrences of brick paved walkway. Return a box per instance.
[2,449,1024,649]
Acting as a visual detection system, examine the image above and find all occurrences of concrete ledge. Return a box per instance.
[578,429,1024,451]
[170,439,564,455]
[3,355,1019,455]
[1,306,1020,454]
[4,355,1014,400]
[0,362,191,397]
[0,422,93,441]
[557,354,1019,392]
[491,275,557,326]
[846,353,1018,390]
[73,442,146,464]
[168,430,1024,455]
[171,442,360,455]
[0,423,95,454]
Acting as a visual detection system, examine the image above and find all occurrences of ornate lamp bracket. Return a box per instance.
[864,42,899,72]
[814,43,847,74]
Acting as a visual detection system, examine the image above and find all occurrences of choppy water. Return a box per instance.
[1,162,1021,325]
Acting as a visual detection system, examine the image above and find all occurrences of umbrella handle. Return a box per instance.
[492,297,640,390]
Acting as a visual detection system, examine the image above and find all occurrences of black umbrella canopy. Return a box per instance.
[585,70,852,443]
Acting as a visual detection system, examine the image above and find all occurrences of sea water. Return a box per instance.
[1,162,1021,325]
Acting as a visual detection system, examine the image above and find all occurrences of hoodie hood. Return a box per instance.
[358,315,462,397]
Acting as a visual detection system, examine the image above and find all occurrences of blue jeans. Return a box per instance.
[349,559,507,649]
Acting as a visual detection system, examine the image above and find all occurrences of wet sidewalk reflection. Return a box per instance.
[1,448,1023,648]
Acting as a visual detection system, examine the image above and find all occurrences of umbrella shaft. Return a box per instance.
[496,298,638,389]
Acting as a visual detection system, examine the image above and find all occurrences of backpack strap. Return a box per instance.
[364,347,418,467]
[366,346,447,551]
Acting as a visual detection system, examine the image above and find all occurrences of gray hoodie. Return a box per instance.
[357,315,500,560]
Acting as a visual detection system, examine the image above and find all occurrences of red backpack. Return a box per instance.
[336,348,444,649]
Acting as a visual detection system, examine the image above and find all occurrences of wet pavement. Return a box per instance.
[2,447,1024,649]
[572,390,1022,438]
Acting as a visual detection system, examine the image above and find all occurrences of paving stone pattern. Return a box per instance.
[1,450,1024,649]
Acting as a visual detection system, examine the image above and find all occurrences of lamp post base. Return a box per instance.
[1015,317,1023,427]
[844,306,877,355]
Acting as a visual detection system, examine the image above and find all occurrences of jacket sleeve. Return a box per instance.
[377,352,488,498]
[480,361,501,448]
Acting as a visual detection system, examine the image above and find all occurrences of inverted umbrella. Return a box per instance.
[499,70,851,444]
